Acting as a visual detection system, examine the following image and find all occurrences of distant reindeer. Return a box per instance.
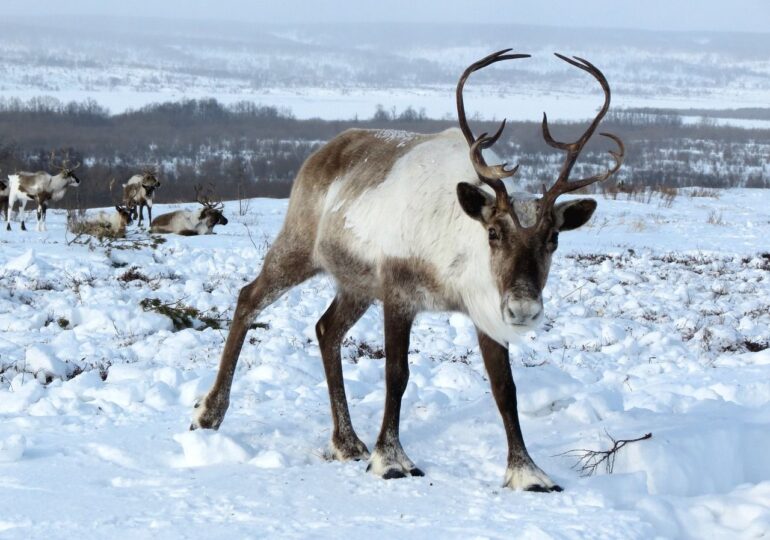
[190,51,623,492]
[123,168,161,227]
[150,185,228,235]
[5,156,82,231]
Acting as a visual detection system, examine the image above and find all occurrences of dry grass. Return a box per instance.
[601,183,678,207]
[707,210,725,225]
[688,187,721,198]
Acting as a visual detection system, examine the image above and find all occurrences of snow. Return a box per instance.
[0,189,769,538]
[3,86,770,123]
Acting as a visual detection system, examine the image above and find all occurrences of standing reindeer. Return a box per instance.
[5,157,82,231]
[123,168,161,227]
[150,185,228,235]
[191,51,624,492]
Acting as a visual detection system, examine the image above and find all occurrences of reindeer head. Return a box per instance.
[140,167,161,194]
[455,51,624,328]
[115,205,134,226]
[202,207,229,228]
[53,153,81,187]
[195,185,229,230]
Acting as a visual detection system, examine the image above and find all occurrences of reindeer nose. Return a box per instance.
[503,296,543,326]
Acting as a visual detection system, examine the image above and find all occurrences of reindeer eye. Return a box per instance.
[488,228,499,241]
[549,232,559,248]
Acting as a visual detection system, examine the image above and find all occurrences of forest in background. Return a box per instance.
[0,97,768,210]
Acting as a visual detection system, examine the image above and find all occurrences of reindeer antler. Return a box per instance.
[536,54,625,226]
[56,151,80,173]
[142,164,158,178]
[194,184,224,211]
[457,49,530,221]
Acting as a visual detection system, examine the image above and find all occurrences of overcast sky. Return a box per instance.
[5,0,769,33]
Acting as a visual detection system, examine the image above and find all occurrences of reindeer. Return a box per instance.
[150,186,228,235]
[76,205,134,237]
[190,51,624,492]
[5,157,81,231]
[123,168,160,227]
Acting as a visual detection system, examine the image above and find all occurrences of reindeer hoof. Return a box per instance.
[381,468,407,480]
[504,462,560,492]
[367,444,423,479]
[525,484,563,493]
[329,436,370,462]
[190,395,227,431]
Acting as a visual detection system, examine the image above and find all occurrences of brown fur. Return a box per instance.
[149,212,174,230]
[284,129,425,243]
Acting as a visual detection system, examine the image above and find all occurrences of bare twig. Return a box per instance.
[556,430,652,476]
[243,224,258,251]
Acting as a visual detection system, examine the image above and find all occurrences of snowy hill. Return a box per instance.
[0,189,769,538]
[1,19,769,120]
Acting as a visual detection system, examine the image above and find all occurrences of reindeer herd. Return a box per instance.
[1,160,228,236]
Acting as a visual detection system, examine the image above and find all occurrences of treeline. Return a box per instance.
[0,97,768,210]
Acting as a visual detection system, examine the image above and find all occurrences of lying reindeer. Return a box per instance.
[191,51,624,492]
[123,168,161,227]
[5,157,81,231]
[150,187,228,235]
[89,206,134,237]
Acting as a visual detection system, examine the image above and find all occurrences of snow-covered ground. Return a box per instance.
[4,86,770,124]
[1,189,769,538]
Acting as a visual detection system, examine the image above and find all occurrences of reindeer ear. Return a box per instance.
[457,182,496,224]
[554,199,597,231]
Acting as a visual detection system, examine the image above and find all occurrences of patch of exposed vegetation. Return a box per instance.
[118,266,151,283]
[140,297,221,331]
[343,337,385,362]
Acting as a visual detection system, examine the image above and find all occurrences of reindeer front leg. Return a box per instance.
[18,199,28,231]
[477,331,562,492]
[36,200,48,232]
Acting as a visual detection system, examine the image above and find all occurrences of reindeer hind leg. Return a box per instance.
[191,234,319,430]
[316,290,372,461]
